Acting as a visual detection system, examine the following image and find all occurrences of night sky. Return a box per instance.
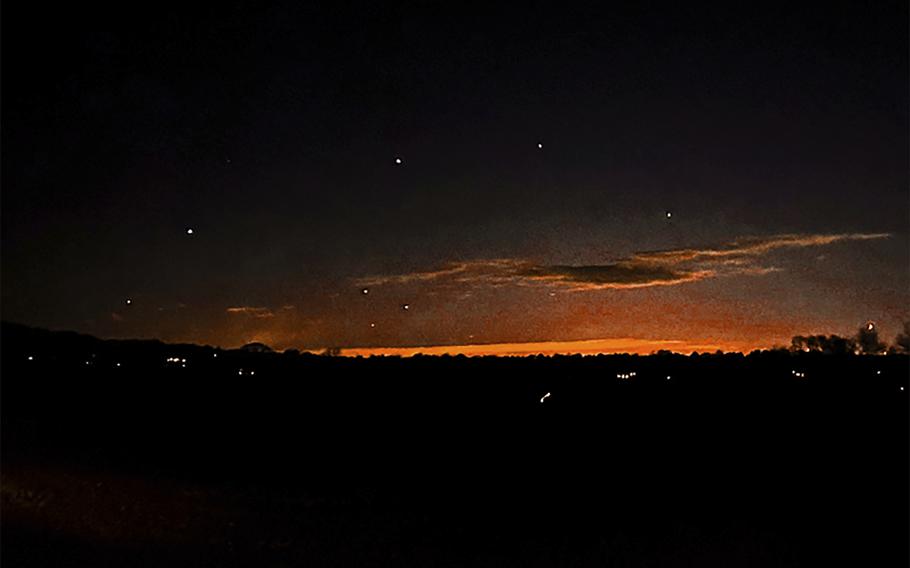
[3,2,907,354]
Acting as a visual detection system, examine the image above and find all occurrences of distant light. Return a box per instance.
[181,364,186,368]
[250,371,255,376]
[867,322,875,331]
[666,375,671,380]
[186,228,195,235]
[125,298,132,305]
[27,356,33,361]
[901,387,905,391]
[370,323,376,328]
[537,142,543,149]
[876,370,881,375]
[115,363,121,367]
[213,353,218,358]
[540,392,551,403]
[362,288,369,295]
[666,211,672,218]
[238,369,243,375]
[402,303,410,311]
[394,157,402,165]
[85,361,90,365]
[548,291,556,297]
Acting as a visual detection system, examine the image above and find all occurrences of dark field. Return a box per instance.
[2,323,908,567]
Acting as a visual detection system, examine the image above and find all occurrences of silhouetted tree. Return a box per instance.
[856,324,886,355]
[893,322,910,354]
[790,334,857,354]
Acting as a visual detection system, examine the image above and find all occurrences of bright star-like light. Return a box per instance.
[186,228,195,235]
[540,392,551,403]
[370,322,376,328]
[867,322,875,330]
[27,356,34,361]
[125,298,132,305]
[537,142,543,149]
[395,157,402,164]
[362,288,369,295]
[402,303,410,311]
[666,375,671,380]
[666,211,672,218]
[116,363,121,367]
[901,387,905,391]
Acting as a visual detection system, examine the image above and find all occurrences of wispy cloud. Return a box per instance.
[226,306,275,318]
[355,232,889,291]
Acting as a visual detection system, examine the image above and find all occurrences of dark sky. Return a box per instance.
[3,1,908,353]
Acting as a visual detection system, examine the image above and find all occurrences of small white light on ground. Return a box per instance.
[666,211,672,218]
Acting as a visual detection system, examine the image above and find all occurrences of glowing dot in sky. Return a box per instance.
[901,387,905,391]
[666,375,671,380]
[362,288,369,295]
[876,370,881,375]
[370,322,376,328]
[402,303,410,311]
[27,356,33,361]
[537,142,543,149]
[116,363,121,367]
[186,228,195,235]
[125,298,132,305]
[666,211,672,218]
[395,157,402,164]
[540,392,551,403]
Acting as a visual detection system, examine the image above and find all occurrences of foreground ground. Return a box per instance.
[2,324,908,566]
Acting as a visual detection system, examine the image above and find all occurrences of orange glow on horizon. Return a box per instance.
[334,337,766,357]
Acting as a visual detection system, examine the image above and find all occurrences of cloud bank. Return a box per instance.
[356,233,890,292]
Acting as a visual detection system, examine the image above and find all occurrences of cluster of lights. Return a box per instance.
[237,369,256,376]
[791,370,806,378]
[616,371,637,380]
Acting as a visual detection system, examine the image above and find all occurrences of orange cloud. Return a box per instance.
[355,232,889,292]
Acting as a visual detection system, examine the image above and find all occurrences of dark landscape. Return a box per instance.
[2,322,907,567]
